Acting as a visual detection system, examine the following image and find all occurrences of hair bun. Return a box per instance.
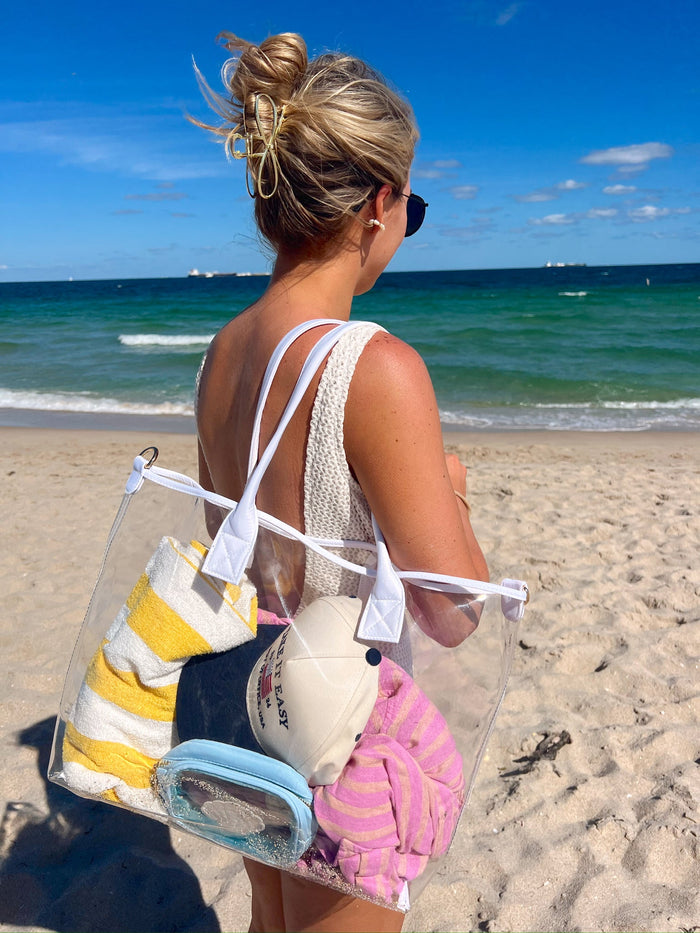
[193,30,417,255]
[219,32,307,107]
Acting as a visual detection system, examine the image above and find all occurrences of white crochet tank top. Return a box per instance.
[301,322,384,607]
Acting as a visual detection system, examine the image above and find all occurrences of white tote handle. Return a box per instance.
[246,318,342,480]
[203,318,407,642]
[203,321,367,584]
[356,516,406,644]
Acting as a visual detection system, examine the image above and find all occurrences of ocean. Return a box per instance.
[1,263,699,432]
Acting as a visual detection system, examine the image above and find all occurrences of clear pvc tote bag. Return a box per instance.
[49,320,528,912]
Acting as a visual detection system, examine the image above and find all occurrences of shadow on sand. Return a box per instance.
[0,718,220,932]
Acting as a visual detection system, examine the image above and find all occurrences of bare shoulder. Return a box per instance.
[197,310,256,395]
[349,330,436,410]
[345,330,443,465]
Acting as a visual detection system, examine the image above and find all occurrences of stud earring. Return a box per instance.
[370,219,386,231]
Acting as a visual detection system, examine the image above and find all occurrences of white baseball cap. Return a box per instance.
[246,595,381,786]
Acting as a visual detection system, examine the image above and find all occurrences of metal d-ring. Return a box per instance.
[139,446,159,468]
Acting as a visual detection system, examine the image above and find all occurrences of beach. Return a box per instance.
[1,424,698,932]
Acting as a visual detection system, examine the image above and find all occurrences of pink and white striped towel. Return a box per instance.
[310,657,465,904]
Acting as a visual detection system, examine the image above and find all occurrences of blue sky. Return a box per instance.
[1,0,698,281]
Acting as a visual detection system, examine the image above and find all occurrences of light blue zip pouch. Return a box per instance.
[155,739,316,867]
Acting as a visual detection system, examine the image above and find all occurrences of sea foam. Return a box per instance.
[119,334,214,347]
[0,389,194,417]
[439,398,700,431]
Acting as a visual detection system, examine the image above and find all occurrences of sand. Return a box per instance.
[0,425,698,932]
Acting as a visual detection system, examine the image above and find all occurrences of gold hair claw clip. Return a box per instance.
[230,94,286,199]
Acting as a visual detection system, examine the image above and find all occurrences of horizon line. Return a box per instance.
[2,259,699,286]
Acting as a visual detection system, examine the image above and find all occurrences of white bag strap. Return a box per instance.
[202,318,408,640]
[355,516,407,644]
[129,449,529,620]
[128,456,528,599]
[500,579,529,622]
[246,318,342,480]
[202,320,368,585]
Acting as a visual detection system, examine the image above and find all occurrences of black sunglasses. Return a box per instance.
[400,192,429,237]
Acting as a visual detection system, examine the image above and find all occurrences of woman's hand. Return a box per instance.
[445,452,467,499]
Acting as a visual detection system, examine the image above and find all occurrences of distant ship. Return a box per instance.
[187,268,268,278]
[543,261,587,268]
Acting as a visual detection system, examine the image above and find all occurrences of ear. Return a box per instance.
[372,184,394,227]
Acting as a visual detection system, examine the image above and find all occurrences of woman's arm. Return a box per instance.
[344,332,488,645]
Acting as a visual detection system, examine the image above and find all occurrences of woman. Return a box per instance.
[194,31,488,933]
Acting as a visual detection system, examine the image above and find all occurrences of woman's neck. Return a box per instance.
[262,242,365,322]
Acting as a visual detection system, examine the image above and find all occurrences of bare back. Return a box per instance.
[196,309,343,531]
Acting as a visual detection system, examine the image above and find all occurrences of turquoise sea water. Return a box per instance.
[1,264,699,431]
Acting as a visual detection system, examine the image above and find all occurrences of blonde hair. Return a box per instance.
[192,32,418,254]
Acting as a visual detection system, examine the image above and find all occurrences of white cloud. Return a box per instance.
[529,203,691,226]
[450,185,479,200]
[629,205,671,221]
[616,164,650,176]
[125,191,188,201]
[628,204,691,222]
[458,1,524,27]
[438,216,495,239]
[603,184,637,195]
[529,213,576,226]
[516,190,557,203]
[495,2,522,25]
[529,207,618,226]
[0,115,225,181]
[413,159,461,180]
[515,179,586,203]
[147,243,179,254]
[580,142,673,166]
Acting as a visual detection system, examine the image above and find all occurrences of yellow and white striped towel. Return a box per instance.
[62,536,257,814]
